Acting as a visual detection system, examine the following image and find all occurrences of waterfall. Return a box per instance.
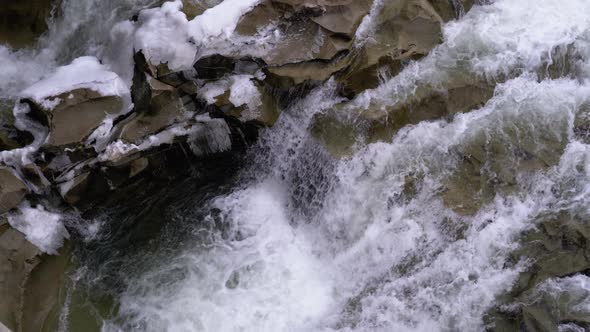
[3,0,590,331]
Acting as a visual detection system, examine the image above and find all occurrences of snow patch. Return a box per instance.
[133,0,262,71]
[187,0,261,41]
[8,202,70,255]
[21,56,128,109]
[229,75,262,112]
[133,1,195,71]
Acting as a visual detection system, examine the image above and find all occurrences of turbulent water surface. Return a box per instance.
[4,0,590,331]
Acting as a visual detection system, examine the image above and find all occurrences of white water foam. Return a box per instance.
[7,201,70,255]
[100,0,590,331]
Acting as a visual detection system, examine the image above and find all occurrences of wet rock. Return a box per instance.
[0,125,34,152]
[310,113,361,157]
[0,225,70,332]
[234,0,473,96]
[238,0,459,96]
[494,274,590,332]
[429,0,474,21]
[0,136,18,154]
[23,88,123,147]
[574,104,590,143]
[121,74,186,144]
[0,168,27,214]
[266,52,352,85]
[0,225,39,332]
[128,157,149,178]
[486,210,590,331]
[20,243,70,332]
[313,82,494,158]
[194,54,236,80]
[442,122,566,215]
[236,0,360,67]
[0,0,54,48]
[335,49,408,97]
[57,167,119,211]
[311,1,373,37]
[337,0,445,95]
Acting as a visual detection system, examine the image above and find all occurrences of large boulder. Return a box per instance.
[441,106,567,215]
[0,223,69,332]
[120,74,186,144]
[234,0,468,96]
[19,56,129,147]
[234,0,370,85]
[237,0,372,60]
[0,0,54,48]
[28,88,123,146]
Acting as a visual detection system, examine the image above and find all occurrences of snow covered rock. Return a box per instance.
[121,74,187,144]
[19,56,129,147]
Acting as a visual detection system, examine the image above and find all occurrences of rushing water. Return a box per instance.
[4,0,590,331]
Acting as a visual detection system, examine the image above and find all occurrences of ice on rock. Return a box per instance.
[133,1,195,71]
[229,75,262,112]
[21,56,129,109]
[133,0,262,71]
[8,202,70,255]
[198,74,262,120]
[186,0,261,41]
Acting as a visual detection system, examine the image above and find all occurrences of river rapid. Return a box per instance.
[3,0,590,331]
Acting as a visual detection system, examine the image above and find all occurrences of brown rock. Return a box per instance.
[313,81,494,159]
[0,320,11,332]
[311,0,373,37]
[236,1,357,66]
[21,243,70,332]
[266,52,352,85]
[121,75,186,144]
[24,88,123,147]
[0,226,39,331]
[337,0,445,95]
[129,157,149,178]
[194,54,236,80]
[60,172,90,205]
[0,225,70,332]
[0,168,27,214]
